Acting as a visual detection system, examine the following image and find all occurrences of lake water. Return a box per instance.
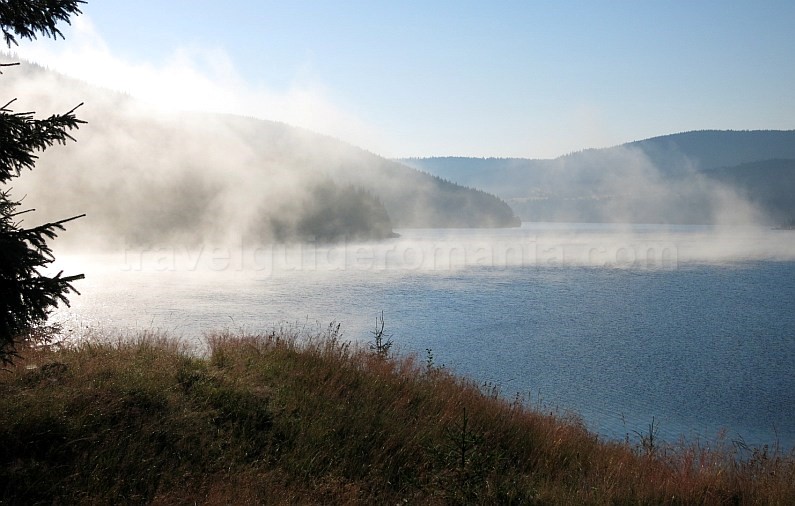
[51,223,795,450]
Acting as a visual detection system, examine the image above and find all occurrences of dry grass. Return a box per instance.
[1,328,793,504]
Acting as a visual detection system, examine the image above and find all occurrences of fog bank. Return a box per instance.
[5,60,517,251]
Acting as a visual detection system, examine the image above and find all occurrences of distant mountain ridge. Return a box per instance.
[401,130,795,225]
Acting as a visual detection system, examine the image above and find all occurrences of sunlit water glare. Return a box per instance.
[51,223,795,450]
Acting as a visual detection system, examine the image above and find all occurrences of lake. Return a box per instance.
[51,223,795,451]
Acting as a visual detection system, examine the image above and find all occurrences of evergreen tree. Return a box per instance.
[1,0,85,365]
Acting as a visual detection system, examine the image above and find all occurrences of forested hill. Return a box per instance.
[6,60,519,247]
[702,158,795,224]
[618,130,795,174]
[402,130,795,225]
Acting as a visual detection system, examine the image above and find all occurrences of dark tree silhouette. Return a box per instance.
[1,0,85,365]
[263,178,396,243]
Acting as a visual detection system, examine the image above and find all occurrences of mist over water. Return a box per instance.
[68,222,795,275]
[48,224,795,451]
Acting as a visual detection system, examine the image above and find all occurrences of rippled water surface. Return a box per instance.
[53,224,795,449]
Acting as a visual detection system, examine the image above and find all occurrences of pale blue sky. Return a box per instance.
[17,0,795,158]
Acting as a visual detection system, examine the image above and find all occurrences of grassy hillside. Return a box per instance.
[2,330,793,504]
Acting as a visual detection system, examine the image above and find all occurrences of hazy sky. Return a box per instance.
[13,0,795,158]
